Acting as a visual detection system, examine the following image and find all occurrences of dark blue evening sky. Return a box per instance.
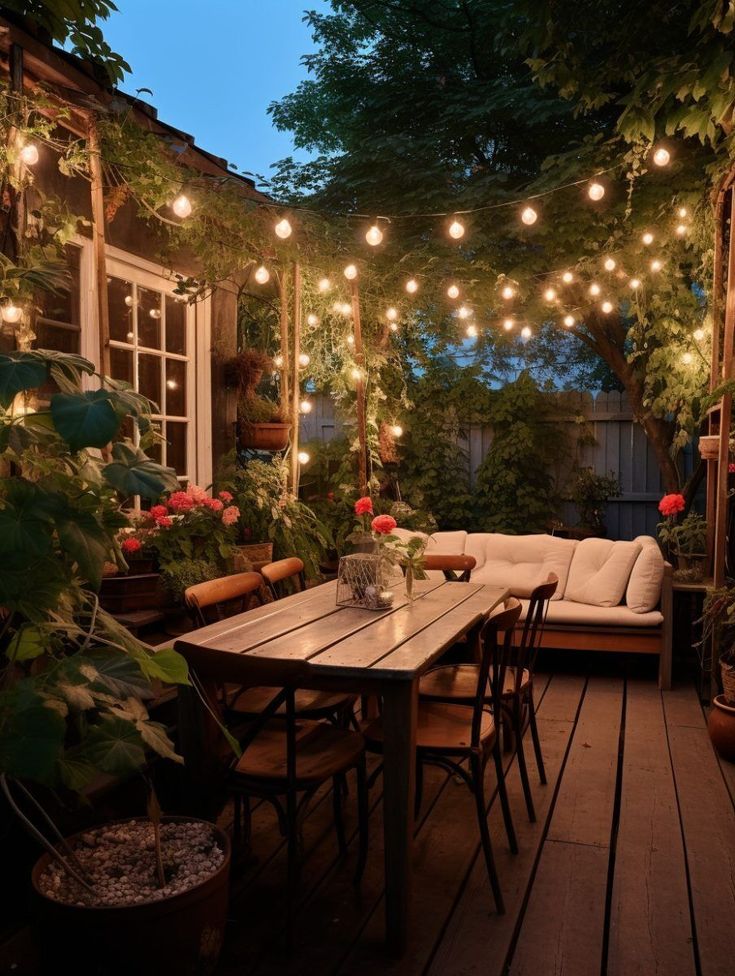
[104,1,328,183]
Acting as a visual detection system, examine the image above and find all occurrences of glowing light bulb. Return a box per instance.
[588,182,605,201]
[650,259,662,272]
[676,224,687,236]
[346,334,355,347]
[589,282,601,296]
[297,451,310,464]
[299,399,312,414]
[521,325,532,340]
[466,324,478,338]
[604,257,616,271]
[458,305,471,319]
[391,424,403,438]
[389,322,399,332]
[693,328,705,341]
[503,317,514,331]
[307,313,319,327]
[448,218,465,239]
[351,367,363,381]
[275,218,292,239]
[344,263,358,280]
[172,194,192,218]
[124,295,134,307]
[166,378,178,390]
[126,331,134,342]
[318,277,331,292]
[298,353,310,368]
[678,207,688,218]
[341,302,352,316]
[447,284,460,299]
[563,314,575,327]
[629,277,641,290]
[405,278,418,294]
[1,303,22,323]
[642,232,654,245]
[386,306,398,321]
[274,354,284,368]
[601,300,613,314]
[544,287,557,302]
[20,143,39,166]
[521,206,538,226]
[653,146,670,167]
[149,308,161,319]
[254,265,270,284]
[365,224,383,246]
[562,271,574,284]
[501,285,515,300]
[681,351,693,365]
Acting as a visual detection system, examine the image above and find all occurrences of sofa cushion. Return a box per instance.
[565,538,641,607]
[518,598,663,628]
[626,536,665,613]
[465,533,577,600]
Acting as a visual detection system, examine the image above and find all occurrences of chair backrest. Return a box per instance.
[261,557,306,600]
[184,571,264,627]
[515,573,559,682]
[423,553,477,582]
[471,598,522,746]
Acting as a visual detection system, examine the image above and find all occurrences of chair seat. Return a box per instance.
[364,702,495,754]
[419,664,530,702]
[226,684,356,720]
[233,719,365,786]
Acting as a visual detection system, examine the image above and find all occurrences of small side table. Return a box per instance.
[672,577,714,702]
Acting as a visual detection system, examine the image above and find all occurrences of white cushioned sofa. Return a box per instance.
[394,529,673,689]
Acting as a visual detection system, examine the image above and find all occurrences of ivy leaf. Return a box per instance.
[51,390,121,450]
[102,442,179,499]
[0,352,48,407]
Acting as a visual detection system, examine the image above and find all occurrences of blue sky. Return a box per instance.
[104,0,329,183]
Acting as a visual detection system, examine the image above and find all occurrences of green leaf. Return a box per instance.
[5,625,47,662]
[57,755,98,791]
[137,720,183,764]
[134,646,190,685]
[102,442,179,499]
[0,480,56,571]
[0,352,48,407]
[0,684,66,784]
[56,509,110,589]
[80,649,153,699]
[80,717,146,775]
[50,390,121,451]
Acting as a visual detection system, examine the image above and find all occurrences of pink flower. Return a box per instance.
[218,490,233,503]
[168,491,195,511]
[371,514,397,535]
[121,537,142,554]
[355,496,373,516]
[658,493,686,518]
[222,505,240,526]
[729,463,735,474]
[150,504,168,520]
[154,515,172,527]
[204,497,224,512]
[186,484,208,503]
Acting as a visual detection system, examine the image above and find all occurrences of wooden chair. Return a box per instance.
[261,557,306,600]
[185,571,264,626]
[176,653,368,940]
[422,553,476,582]
[418,574,559,823]
[363,599,524,915]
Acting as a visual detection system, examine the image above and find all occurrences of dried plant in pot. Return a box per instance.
[230,348,291,451]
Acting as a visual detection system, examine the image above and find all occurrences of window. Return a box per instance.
[36,244,82,354]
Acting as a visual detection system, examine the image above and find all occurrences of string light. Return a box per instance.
[562,271,574,284]
[466,323,478,338]
[405,278,418,294]
[307,313,319,327]
[604,257,616,271]
[346,334,355,347]
[521,325,532,340]
[1,303,22,323]
[274,354,284,368]
[351,367,364,381]
[629,277,641,289]
[693,328,705,341]
[448,218,465,239]
[457,305,471,319]
[172,194,192,218]
[166,378,178,390]
[503,317,514,331]
[521,206,538,226]
[297,451,310,464]
[254,265,270,284]
[365,224,383,246]
[678,206,688,218]
[653,146,671,167]
[340,302,352,315]
[391,424,403,438]
[601,300,613,314]
[588,182,605,201]
[681,351,693,365]
[275,218,292,239]
[676,224,687,236]
[124,295,134,307]
[299,399,312,414]
[589,282,601,296]
[642,232,654,245]
[298,353,310,368]
[563,314,575,327]
[318,277,331,292]
[389,322,399,332]
[386,307,398,321]
[447,284,460,299]
[19,143,39,165]
[501,285,515,300]
[344,263,358,280]
[543,287,557,302]
[650,259,663,272]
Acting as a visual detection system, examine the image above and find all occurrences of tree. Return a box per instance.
[269,0,731,491]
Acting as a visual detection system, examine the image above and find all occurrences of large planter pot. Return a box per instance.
[98,572,166,613]
[674,551,708,581]
[239,422,291,452]
[31,817,230,976]
[707,694,735,763]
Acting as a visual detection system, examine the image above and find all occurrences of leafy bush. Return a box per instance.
[571,467,622,532]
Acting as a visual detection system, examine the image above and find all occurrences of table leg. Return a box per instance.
[380,678,418,956]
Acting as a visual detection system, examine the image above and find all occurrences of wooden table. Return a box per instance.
[174,577,508,955]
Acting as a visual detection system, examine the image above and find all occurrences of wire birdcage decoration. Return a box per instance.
[336,552,399,610]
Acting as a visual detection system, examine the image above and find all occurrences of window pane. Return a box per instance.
[167,421,187,476]
[138,353,161,410]
[108,277,134,342]
[165,358,186,416]
[40,245,81,325]
[138,287,162,349]
[36,321,79,354]
[110,347,133,386]
[165,295,186,354]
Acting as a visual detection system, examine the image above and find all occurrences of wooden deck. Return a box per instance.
[217,666,735,976]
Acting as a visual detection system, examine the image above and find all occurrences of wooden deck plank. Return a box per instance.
[608,681,696,976]
[664,684,735,976]
[426,673,587,976]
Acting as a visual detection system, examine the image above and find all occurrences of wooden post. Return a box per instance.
[278,270,290,416]
[350,279,369,495]
[290,262,302,492]
[86,115,111,379]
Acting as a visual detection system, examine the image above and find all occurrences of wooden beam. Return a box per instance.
[86,114,111,379]
[290,262,301,492]
[350,278,368,495]
[278,270,290,416]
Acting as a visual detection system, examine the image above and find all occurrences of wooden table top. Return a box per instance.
[175,579,509,683]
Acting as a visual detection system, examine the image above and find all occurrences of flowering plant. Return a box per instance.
[656,492,707,572]
[658,493,686,518]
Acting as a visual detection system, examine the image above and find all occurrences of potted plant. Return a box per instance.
[570,467,621,537]
[0,349,231,974]
[230,348,291,451]
[657,494,708,580]
[699,587,735,762]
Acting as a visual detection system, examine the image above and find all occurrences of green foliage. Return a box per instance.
[659,511,708,555]
[571,468,622,532]
[161,558,221,603]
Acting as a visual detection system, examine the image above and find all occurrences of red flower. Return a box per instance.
[203,497,224,512]
[658,493,686,517]
[218,490,233,503]
[121,537,142,554]
[355,496,373,516]
[168,491,195,511]
[327,491,335,501]
[150,504,168,520]
[154,515,172,527]
[371,514,397,535]
[222,505,240,526]
[729,463,735,474]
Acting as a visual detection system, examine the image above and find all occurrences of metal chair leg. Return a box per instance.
[354,756,369,886]
[514,705,536,822]
[471,755,504,914]
[527,689,546,785]
[492,738,518,854]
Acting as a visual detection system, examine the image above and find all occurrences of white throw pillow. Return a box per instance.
[426,531,468,554]
[625,536,665,613]
[464,533,577,600]
[565,538,642,607]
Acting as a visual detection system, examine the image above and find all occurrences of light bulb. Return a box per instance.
[124,295,134,307]
[521,206,538,226]
[166,379,178,390]
[149,308,161,319]
[458,305,471,319]
[693,328,705,341]
[503,317,514,331]
[1,303,22,323]
[20,143,39,166]
[341,302,352,316]
[562,271,574,284]
[274,354,284,368]
[466,324,478,338]
[681,351,693,365]
[307,313,319,327]
[365,224,383,246]
[297,451,310,464]
[521,325,532,340]
[544,287,557,302]
[629,277,641,289]
[346,334,355,347]
[678,207,688,218]
[653,146,670,167]
[588,182,605,201]
[447,284,460,299]
[126,331,134,342]
[172,194,192,218]
[391,424,403,438]
[642,232,654,245]
[351,367,363,381]
[386,306,398,321]
[298,353,310,368]
[676,224,687,236]
[254,265,270,284]
[299,399,312,414]
[405,278,418,294]
[564,314,575,327]
[448,219,465,239]
[318,277,331,292]
[650,259,662,272]
[275,218,292,239]
[501,285,515,300]
[389,322,399,332]
[589,282,601,296]
[601,300,613,314]
[344,263,358,280]
[604,257,616,271]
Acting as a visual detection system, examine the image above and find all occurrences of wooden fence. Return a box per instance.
[300,391,696,541]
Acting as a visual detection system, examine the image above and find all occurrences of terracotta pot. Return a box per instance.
[31,817,230,976]
[239,422,291,451]
[707,694,735,763]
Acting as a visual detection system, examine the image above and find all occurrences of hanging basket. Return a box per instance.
[238,423,291,452]
[336,553,398,610]
[698,435,721,460]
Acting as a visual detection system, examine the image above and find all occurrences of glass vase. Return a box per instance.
[405,563,415,603]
